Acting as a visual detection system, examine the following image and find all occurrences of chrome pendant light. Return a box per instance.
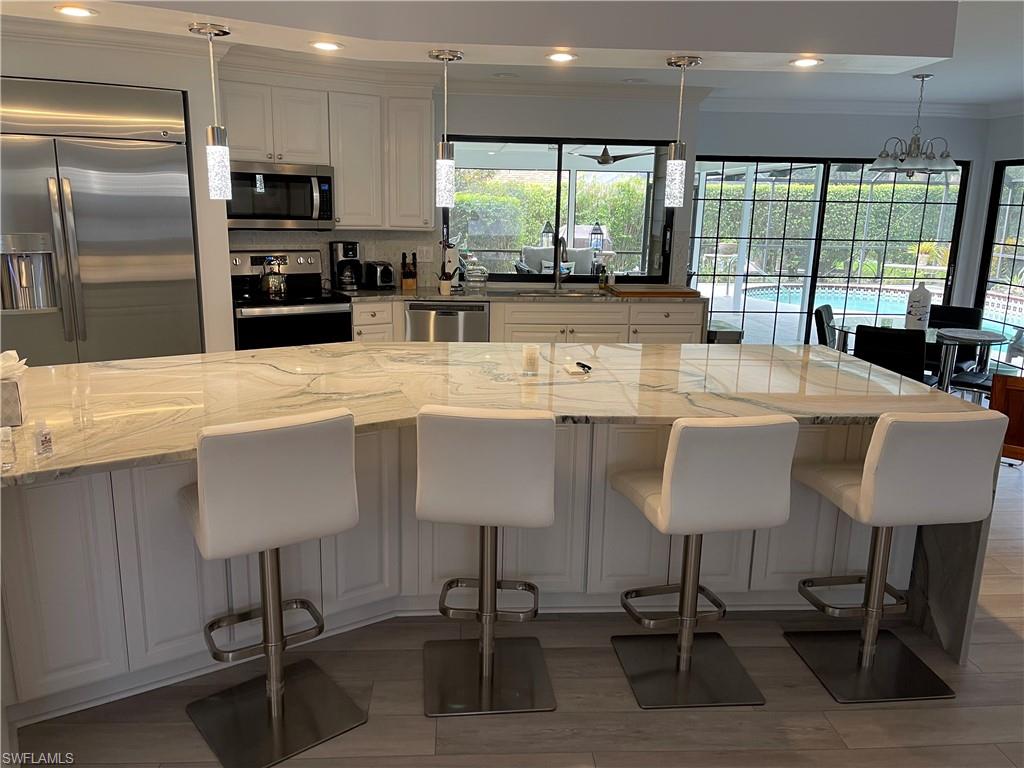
[430,49,463,209]
[665,55,701,207]
[869,74,956,177]
[189,22,232,200]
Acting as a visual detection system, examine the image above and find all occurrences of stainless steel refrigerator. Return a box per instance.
[1,77,202,365]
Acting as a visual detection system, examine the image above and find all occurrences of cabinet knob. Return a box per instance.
[266,153,273,159]
[632,328,638,334]
[559,328,565,335]
[335,217,341,223]
[277,154,283,160]
[568,328,575,334]
[356,329,363,336]
[370,311,377,318]
[664,312,671,318]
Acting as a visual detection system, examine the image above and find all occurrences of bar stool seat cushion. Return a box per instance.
[610,415,799,535]
[185,408,359,560]
[416,405,555,528]
[792,462,864,521]
[793,411,1007,528]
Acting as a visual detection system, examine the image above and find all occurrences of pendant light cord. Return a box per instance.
[675,64,685,143]
[913,76,924,136]
[207,33,220,127]
[442,58,448,143]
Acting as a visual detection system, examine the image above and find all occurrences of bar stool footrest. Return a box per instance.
[621,583,727,631]
[438,577,541,623]
[203,598,326,663]
[797,574,907,619]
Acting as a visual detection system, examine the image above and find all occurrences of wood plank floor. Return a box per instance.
[17,468,1024,767]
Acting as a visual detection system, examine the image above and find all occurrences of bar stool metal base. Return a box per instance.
[186,658,367,768]
[784,629,955,704]
[423,637,556,717]
[612,632,765,709]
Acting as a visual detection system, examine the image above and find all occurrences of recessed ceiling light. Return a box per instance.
[789,56,824,68]
[492,72,520,79]
[622,77,648,84]
[487,151,496,155]
[547,52,578,63]
[54,5,97,17]
[311,41,343,52]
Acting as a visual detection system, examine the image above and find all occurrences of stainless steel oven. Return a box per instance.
[227,161,334,230]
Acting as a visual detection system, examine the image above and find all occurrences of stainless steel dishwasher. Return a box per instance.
[405,301,490,341]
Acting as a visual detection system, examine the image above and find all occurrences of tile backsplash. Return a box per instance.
[227,228,443,289]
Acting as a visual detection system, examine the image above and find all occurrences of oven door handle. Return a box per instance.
[235,304,352,318]
[311,176,320,221]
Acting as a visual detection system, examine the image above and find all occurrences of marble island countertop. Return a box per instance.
[1,342,977,486]
[341,287,704,303]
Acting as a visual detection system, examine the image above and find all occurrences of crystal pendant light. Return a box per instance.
[869,74,956,177]
[189,22,232,200]
[665,55,701,207]
[430,49,463,208]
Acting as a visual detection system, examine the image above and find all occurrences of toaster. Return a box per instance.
[361,261,396,290]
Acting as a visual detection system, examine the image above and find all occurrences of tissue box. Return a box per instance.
[1,379,23,427]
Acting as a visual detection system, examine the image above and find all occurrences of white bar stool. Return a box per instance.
[786,410,1007,704]
[610,415,799,708]
[416,405,557,717]
[180,409,367,768]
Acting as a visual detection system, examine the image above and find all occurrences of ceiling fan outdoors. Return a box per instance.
[570,144,653,165]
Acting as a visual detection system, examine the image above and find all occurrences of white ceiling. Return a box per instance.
[4,1,1022,109]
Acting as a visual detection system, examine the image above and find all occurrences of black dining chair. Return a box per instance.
[814,305,837,349]
[853,326,928,383]
[926,305,983,375]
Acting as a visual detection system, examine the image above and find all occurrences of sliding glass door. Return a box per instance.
[976,160,1024,372]
[691,156,968,344]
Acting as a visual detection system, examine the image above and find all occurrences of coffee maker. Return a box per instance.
[329,241,361,291]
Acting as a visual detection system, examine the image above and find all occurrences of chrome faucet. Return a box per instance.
[555,236,567,292]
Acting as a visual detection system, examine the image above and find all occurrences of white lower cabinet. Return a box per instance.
[2,476,128,700]
[354,325,394,342]
[112,463,230,670]
[568,324,629,344]
[321,431,401,620]
[670,531,754,593]
[629,325,702,343]
[502,323,566,343]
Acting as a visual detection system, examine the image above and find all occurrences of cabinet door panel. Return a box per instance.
[271,87,330,164]
[354,325,394,341]
[386,98,433,229]
[321,431,401,617]
[502,324,565,343]
[503,425,590,593]
[330,92,383,227]
[587,425,671,593]
[567,324,628,344]
[112,463,230,671]
[2,476,128,699]
[221,81,274,161]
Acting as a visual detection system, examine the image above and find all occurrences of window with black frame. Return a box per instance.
[690,156,967,344]
[449,137,673,282]
[976,160,1024,372]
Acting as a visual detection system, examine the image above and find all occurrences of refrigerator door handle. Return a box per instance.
[59,177,87,341]
[47,177,76,342]
[311,176,320,221]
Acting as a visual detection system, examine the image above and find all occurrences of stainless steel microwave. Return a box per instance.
[226,161,334,230]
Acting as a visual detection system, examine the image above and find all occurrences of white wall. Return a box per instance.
[695,104,1006,306]
[1,19,235,352]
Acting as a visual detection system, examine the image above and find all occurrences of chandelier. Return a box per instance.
[869,74,956,177]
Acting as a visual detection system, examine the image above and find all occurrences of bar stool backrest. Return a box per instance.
[859,410,1008,528]
[416,405,556,528]
[814,305,837,348]
[659,415,799,535]
[194,408,359,560]
[853,326,927,383]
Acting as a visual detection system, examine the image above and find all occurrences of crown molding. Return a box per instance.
[699,95,989,120]
[988,100,1024,119]
[220,45,438,89]
[0,16,221,59]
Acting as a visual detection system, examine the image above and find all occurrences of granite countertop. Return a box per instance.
[1,342,976,487]
[341,287,705,303]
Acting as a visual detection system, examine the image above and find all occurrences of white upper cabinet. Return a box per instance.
[330,91,384,227]
[221,81,274,161]
[221,82,330,164]
[387,97,434,229]
[271,87,330,164]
